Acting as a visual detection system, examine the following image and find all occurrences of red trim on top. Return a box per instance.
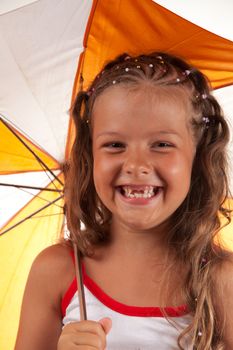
[61,250,77,316]
[61,278,77,317]
[83,272,188,317]
[61,250,188,318]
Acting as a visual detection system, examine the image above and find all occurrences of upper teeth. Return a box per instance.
[122,186,155,198]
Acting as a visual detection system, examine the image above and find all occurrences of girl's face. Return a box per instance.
[92,84,196,232]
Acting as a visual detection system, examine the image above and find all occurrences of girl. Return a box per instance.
[15,52,233,350]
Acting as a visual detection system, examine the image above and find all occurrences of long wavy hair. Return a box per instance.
[65,52,231,349]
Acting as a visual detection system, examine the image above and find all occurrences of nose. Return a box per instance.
[122,150,152,176]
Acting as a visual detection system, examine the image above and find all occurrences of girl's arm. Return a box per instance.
[14,244,74,350]
[214,255,233,348]
[14,244,111,350]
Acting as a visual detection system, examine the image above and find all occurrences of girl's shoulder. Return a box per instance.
[213,250,233,287]
[211,250,233,295]
[14,243,75,350]
[30,242,75,300]
[33,242,74,269]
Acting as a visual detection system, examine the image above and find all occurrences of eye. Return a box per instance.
[103,141,125,150]
[157,142,172,148]
[152,141,174,149]
[105,142,124,148]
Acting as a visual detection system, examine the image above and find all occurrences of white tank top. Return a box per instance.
[62,252,192,349]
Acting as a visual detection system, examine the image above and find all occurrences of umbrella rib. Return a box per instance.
[0,195,64,236]
[0,183,62,192]
[0,116,63,186]
[166,30,203,53]
[31,212,64,219]
[18,187,64,209]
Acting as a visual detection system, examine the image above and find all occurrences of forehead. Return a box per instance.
[91,83,194,134]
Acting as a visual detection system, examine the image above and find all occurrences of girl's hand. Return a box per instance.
[57,317,112,350]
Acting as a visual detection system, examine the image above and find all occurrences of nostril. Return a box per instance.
[124,167,133,174]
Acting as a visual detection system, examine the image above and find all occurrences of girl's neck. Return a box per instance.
[95,219,173,266]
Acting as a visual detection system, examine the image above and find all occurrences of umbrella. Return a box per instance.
[0,0,233,348]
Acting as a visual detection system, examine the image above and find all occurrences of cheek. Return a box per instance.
[161,154,193,188]
[93,155,115,193]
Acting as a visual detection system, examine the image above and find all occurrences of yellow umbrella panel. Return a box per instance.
[0,117,59,174]
[0,175,64,350]
[0,118,64,349]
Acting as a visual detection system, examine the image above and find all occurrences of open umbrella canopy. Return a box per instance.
[0,1,233,348]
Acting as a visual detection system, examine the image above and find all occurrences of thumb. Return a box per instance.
[99,317,112,334]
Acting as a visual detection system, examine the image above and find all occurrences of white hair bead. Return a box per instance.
[184,69,191,76]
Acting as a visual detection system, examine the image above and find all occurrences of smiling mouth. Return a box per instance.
[117,185,161,199]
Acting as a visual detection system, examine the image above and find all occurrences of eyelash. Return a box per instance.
[103,142,125,149]
[103,141,174,150]
[153,142,173,148]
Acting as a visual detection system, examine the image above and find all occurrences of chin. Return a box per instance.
[123,219,161,232]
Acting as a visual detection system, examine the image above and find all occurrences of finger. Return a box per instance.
[60,345,97,350]
[75,347,98,350]
[72,332,106,348]
[63,320,105,337]
[58,331,106,350]
[99,318,112,334]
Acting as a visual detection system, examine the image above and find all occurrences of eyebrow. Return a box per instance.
[96,132,122,139]
[96,130,182,139]
[155,130,182,137]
